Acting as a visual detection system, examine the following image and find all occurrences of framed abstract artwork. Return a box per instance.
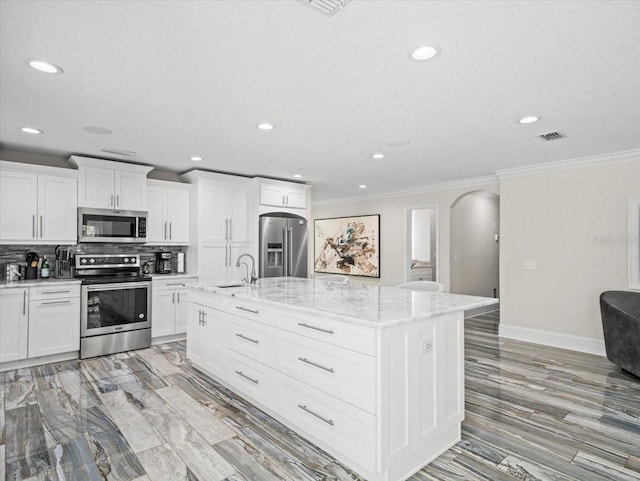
[314,214,380,278]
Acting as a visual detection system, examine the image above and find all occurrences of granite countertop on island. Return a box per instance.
[187,277,498,328]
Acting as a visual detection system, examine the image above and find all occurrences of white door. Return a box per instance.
[186,302,207,366]
[0,288,29,362]
[174,288,189,334]
[260,184,285,207]
[198,244,228,283]
[166,187,190,244]
[82,166,115,208]
[199,181,227,243]
[285,188,306,209]
[146,185,167,244]
[0,171,38,242]
[151,289,175,337]
[115,170,146,211]
[202,306,227,378]
[28,297,80,358]
[228,182,252,243]
[38,175,77,243]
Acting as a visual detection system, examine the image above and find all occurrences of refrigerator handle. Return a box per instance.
[283,228,288,277]
[288,227,293,276]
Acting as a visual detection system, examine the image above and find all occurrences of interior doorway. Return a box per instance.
[405,206,438,282]
[450,191,499,298]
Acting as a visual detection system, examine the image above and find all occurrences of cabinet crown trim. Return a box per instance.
[147,178,191,190]
[0,160,78,178]
[68,155,154,174]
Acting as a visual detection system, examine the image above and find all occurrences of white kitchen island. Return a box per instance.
[186,277,498,481]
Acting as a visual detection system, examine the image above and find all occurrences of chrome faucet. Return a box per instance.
[236,253,258,284]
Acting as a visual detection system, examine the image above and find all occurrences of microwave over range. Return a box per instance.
[78,207,147,243]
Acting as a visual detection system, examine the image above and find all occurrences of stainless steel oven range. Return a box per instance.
[76,253,151,359]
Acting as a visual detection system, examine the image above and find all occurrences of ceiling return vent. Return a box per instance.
[298,0,351,17]
[537,131,565,141]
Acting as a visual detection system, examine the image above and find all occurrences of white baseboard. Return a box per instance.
[499,324,606,357]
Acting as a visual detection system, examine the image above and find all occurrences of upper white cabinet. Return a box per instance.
[146,180,190,245]
[0,162,77,244]
[258,179,309,210]
[69,156,153,211]
[180,170,257,282]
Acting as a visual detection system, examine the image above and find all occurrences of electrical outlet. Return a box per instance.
[421,341,433,354]
[523,260,537,270]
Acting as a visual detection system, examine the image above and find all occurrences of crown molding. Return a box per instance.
[313,175,499,207]
[496,148,640,179]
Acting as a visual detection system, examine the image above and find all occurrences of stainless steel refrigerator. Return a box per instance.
[259,214,308,278]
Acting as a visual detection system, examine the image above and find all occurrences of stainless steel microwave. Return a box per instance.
[78,208,147,243]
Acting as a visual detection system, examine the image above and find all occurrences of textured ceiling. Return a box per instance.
[1,0,639,201]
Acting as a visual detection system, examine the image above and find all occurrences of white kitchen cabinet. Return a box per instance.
[187,301,208,366]
[0,288,29,363]
[151,276,196,339]
[28,296,80,358]
[259,180,308,209]
[187,295,228,378]
[180,170,257,281]
[0,162,77,244]
[69,156,153,210]
[146,180,190,245]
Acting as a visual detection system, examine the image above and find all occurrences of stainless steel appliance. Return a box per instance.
[155,252,172,274]
[78,208,147,243]
[76,253,151,358]
[259,213,307,278]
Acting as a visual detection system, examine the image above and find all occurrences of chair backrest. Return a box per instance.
[396,281,445,293]
[315,274,350,284]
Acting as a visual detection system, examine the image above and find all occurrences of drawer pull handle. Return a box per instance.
[40,300,72,305]
[166,283,186,287]
[42,290,72,294]
[297,323,334,335]
[236,333,259,344]
[297,404,334,426]
[298,357,334,373]
[236,306,259,314]
[235,370,259,384]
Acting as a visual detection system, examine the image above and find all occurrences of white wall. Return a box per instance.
[311,180,500,288]
[499,158,640,347]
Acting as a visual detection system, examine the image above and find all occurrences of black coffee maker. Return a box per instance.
[155,252,172,274]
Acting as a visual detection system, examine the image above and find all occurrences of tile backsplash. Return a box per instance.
[0,244,187,275]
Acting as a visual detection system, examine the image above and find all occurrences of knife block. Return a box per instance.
[25,266,37,280]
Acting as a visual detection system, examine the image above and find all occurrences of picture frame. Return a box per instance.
[314,214,380,278]
[629,196,640,290]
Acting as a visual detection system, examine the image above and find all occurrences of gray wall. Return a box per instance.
[450,191,499,298]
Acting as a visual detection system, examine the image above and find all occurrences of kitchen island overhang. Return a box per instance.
[186,277,498,481]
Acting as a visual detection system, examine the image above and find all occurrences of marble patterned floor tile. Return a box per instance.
[4,312,640,481]
[136,444,198,481]
[99,390,162,453]
[143,404,234,481]
[155,386,235,445]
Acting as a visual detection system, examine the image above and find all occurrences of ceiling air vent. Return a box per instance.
[298,0,351,17]
[537,131,565,141]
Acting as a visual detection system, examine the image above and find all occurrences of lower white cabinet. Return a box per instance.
[28,296,80,358]
[187,295,227,378]
[0,288,28,363]
[151,276,197,339]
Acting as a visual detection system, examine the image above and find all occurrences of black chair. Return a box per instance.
[600,291,640,378]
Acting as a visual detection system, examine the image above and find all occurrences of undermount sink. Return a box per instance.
[216,283,245,288]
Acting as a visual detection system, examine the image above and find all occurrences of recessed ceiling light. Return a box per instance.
[372,153,385,159]
[518,116,539,124]
[83,126,113,135]
[293,174,303,178]
[190,156,203,162]
[20,127,43,134]
[25,58,63,74]
[257,122,274,130]
[358,184,368,189]
[410,45,440,61]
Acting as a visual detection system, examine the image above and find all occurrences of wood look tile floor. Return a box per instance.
[2,311,639,481]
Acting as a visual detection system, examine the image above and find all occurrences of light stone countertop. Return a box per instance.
[187,277,499,328]
[0,278,81,289]
[150,273,197,279]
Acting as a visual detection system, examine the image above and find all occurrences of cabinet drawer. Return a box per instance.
[31,284,80,300]
[226,301,276,326]
[152,276,197,291]
[277,330,376,413]
[228,315,276,365]
[278,312,376,356]
[278,374,376,471]
[227,350,277,410]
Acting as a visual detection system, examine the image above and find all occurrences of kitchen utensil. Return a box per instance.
[26,251,40,267]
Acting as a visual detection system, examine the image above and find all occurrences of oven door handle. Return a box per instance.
[84,281,152,291]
